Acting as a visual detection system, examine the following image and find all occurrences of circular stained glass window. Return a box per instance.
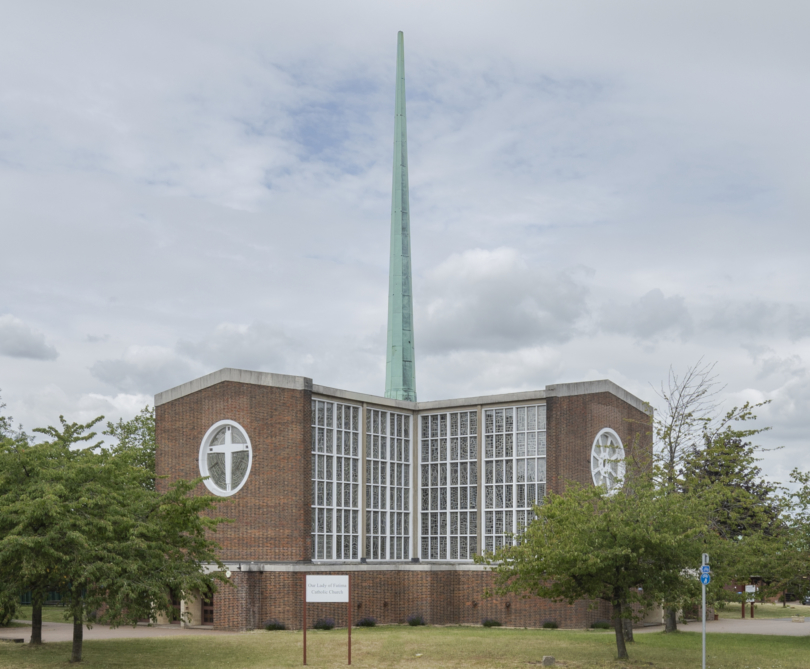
[590,428,625,495]
[199,420,252,497]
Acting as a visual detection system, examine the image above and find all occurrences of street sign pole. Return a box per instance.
[701,553,709,669]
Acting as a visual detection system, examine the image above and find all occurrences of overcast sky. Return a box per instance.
[1,1,808,483]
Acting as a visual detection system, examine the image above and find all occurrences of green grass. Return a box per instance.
[1,625,808,668]
[716,602,810,620]
[14,607,72,624]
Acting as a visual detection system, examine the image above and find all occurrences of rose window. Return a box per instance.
[199,420,252,497]
[590,428,625,494]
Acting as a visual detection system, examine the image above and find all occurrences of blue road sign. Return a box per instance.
[701,565,711,574]
[700,574,711,585]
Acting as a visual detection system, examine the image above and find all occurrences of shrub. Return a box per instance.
[313,617,335,630]
[591,620,611,629]
[482,618,502,627]
[355,616,376,627]
[0,587,18,628]
[542,621,559,629]
[407,614,426,626]
[264,619,286,631]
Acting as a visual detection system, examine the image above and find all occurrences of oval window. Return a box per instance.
[199,420,253,497]
[590,428,625,495]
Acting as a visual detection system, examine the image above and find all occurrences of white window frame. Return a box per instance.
[417,410,479,562]
[198,419,253,497]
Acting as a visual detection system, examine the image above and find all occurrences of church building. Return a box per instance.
[155,32,651,631]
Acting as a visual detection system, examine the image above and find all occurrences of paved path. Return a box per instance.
[0,620,236,644]
[636,618,810,637]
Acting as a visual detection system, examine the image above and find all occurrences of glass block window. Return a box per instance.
[365,409,411,560]
[311,400,361,561]
[419,410,478,561]
[484,405,547,554]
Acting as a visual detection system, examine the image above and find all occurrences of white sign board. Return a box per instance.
[306,575,349,603]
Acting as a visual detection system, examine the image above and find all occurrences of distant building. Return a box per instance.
[155,32,651,631]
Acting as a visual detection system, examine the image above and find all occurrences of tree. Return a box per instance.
[479,476,706,660]
[652,361,772,630]
[0,415,229,663]
[103,406,156,490]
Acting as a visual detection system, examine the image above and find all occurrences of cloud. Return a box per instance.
[600,289,692,342]
[0,315,58,360]
[702,301,810,341]
[417,248,590,354]
[90,346,198,394]
[177,322,302,371]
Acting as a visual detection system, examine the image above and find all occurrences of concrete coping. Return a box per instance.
[155,368,651,416]
[218,561,493,573]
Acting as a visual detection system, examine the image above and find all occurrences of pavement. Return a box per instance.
[0,620,236,644]
[635,617,810,637]
[3,616,808,644]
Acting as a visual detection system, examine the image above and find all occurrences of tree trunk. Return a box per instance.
[30,590,44,646]
[71,610,83,663]
[622,616,634,643]
[612,600,629,660]
[664,607,678,633]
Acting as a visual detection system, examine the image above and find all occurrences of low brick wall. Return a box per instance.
[214,568,612,631]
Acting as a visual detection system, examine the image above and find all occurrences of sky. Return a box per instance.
[1,1,808,484]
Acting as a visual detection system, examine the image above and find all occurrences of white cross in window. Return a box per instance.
[208,426,248,492]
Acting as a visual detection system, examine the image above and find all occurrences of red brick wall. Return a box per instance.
[547,392,651,495]
[213,569,612,631]
[155,381,312,562]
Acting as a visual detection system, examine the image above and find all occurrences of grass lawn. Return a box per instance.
[716,602,810,620]
[14,607,72,624]
[1,625,808,669]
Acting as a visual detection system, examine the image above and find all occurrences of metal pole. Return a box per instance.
[702,580,706,669]
[702,553,708,669]
[348,574,352,666]
[303,575,307,666]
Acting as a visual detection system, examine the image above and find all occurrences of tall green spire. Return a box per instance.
[385,31,417,402]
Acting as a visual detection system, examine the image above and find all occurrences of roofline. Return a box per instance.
[155,368,651,415]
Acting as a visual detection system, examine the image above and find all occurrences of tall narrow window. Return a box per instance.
[311,400,360,561]
[484,405,546,554]
[365,409,411,560]
[419,410,478,561]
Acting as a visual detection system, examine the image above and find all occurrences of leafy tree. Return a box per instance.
[479,476,705,660]
[0,415,229,662]
[651,361,772,630]
[104,406,156,489]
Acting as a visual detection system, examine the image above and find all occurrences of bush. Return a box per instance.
[0,587,18,627]
[355,616,376,627]
[313,617,335,630]
[407,614,426,626]
[591,620,611,629]
[264,619,286,631]
[482,618,502,627]
[542,621,559,629]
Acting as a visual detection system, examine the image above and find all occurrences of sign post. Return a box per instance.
[700,553,710,669]
[746,584,757,620]
[303,574,351,666]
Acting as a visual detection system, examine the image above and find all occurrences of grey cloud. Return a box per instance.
[416,248,589,354]
[0,315,58,360]
[600,289,692,342]
[90,346,198,394]
[177,322,302,372]
[702,301,810,340]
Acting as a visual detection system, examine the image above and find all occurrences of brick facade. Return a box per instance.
[547,391,650,495]
[156,379,312,562]
[155,370,651,631]
[214,568,613,632]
